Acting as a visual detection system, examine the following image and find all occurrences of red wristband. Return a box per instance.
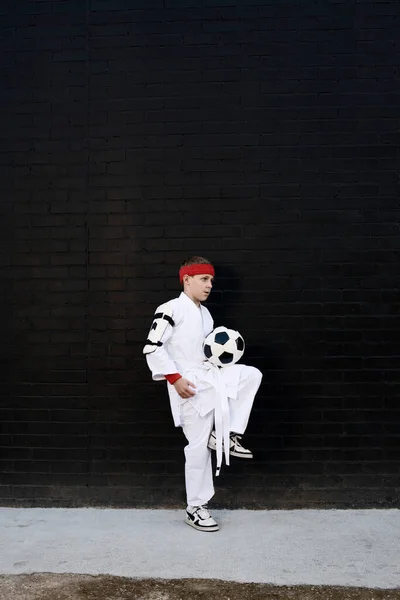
[165,373,182,385]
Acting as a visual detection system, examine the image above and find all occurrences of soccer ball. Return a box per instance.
[203,326,245,368]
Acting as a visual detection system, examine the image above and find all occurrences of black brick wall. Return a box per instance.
[1,0,399,508]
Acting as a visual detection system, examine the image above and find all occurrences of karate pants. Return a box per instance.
[180,365,262,507]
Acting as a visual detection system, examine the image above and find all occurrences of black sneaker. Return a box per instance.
[185,505,219,532]
[207,431,253,459]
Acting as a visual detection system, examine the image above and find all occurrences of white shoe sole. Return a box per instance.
[229,449,253,459]
[185,517,219,532]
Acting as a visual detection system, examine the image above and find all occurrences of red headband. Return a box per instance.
[179,264,215,284]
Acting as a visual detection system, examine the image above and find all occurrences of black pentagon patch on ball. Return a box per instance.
[204,344,212,359]
[151,322,158,330]
[219,351,234,364]
[236,336,244,351]
[215,331,230,345]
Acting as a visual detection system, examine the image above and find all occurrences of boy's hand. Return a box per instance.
[174,378,197,399]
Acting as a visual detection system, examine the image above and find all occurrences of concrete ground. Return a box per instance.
[0,508,399,590]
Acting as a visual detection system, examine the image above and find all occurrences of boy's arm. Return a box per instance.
[143,302,180,381]
[144,302,195,398]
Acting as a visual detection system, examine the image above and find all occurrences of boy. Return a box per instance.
[143,256,262,532]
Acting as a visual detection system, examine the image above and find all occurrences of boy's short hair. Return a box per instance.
[181,256,212,267]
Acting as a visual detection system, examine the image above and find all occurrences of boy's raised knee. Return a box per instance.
[249,365,263,384]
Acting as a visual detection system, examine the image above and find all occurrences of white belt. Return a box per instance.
[180,361,231,475]
[212,366,230,477]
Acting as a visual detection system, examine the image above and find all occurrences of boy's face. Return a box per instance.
[184,273,214,304]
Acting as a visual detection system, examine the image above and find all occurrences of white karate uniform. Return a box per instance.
[143,291,262,507]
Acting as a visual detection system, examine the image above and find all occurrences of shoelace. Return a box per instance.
[212,431,243,448]
[194,506,211,520]
[230,434,242,448]
[210,432,243,449]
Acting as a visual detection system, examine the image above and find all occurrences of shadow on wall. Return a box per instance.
[209,265,306,462]
[207,263,241,326]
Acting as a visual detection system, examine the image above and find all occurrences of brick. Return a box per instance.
[1,0,399,509]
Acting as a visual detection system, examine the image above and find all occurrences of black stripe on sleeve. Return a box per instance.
[154,312,175,326]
